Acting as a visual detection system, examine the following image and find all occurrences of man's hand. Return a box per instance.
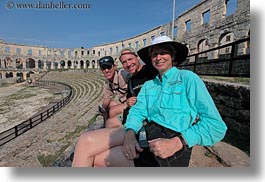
[125,96,137,108]
[122,129,143,160]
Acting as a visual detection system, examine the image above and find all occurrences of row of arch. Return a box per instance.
[0,71,31,81]
[0,31,250,82]
[190,31,250,60]
[0,58,98,70]
[0,58,98,82]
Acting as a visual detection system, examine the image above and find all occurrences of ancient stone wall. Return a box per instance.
[204,80,250,153]
[0,0,250,72]
[176,0,250,56]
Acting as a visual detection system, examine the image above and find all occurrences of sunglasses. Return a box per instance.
[99,57,113,64]
[100,65,113,70]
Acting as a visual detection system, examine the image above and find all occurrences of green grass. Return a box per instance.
[201,76,250,85]
[37,143,70,167]
[37,114,98,167]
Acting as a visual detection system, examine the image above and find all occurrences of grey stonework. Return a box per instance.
[0,0,250,75]
[203,79,250,154]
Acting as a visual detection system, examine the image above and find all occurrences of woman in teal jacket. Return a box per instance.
[123,35,227,166]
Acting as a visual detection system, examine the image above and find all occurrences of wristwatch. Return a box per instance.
[178,135,189,150]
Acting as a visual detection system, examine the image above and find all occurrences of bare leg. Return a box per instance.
[103,100,118,125]
[109,100,118,107]
[72,126,126,167]
[105,116,122,128]
[94,146,134,167]
[108,103,126,118]
[104,101,125,128]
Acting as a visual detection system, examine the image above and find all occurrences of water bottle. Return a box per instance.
[138,125,148,148]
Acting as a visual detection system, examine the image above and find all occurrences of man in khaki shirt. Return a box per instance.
[98,56,131,127]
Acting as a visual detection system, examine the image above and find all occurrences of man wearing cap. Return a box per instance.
[98,56,130,127]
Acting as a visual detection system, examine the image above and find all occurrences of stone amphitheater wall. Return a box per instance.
[204,80,250,153]
[0,0,250,74]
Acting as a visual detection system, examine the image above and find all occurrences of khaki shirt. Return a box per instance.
[103,69,131,103]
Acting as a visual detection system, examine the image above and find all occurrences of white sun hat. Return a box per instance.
[137,35,188,66]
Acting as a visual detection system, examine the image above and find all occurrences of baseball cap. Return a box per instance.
[118,47,138,61]
[98,56,114,67]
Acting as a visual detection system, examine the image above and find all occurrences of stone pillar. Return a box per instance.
[2,71,6,79]
[209,43,219,59]
[0,58,3,68]
[65,62,68,69]
[77,60,80,69]
[35,60,39,69]
[23,61,26,70]
[51,62,54,70]
[23,71,27,80]
[71,60,74,69]
[43,61,47,69]
[88,61,91,69]
[58,62,61,69]
[13,71,17,83]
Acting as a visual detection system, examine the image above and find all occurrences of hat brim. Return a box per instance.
[99,62,113,67]
[137,41,188,66]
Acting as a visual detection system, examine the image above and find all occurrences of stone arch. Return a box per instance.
[60,60,66,69]
[54,62,59,70]
[219,31,234,45]
[4,57,14,69]
[80,60,84,69]
[26,58,36,69]
[197,39,209,59]
[16,72,23,82]
[47,61,52,70]
[218,31,235,58]
[6,72,13,78]
[26,71,35,79]
[86,60,90,68]
[16,58,23,69]
[67,60,72,68]
[38,60,44,69]
[74,60,78,69]
[92,60,96,68]
[16,72,23,77]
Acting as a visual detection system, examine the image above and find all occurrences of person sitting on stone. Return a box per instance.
[98,56,130,128]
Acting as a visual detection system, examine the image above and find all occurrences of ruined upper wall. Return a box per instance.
[0,0,250,68]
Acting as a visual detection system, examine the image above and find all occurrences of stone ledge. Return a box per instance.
[206,142,250,167]
[52,114,104,167]
[53,117,250,167]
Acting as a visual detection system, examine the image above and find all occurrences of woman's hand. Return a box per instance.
[122,129,143,160]
[148,136,183,159]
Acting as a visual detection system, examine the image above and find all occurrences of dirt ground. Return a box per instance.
[0,83,61,133]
